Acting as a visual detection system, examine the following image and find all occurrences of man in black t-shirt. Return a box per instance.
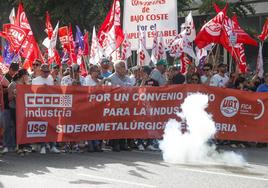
[140,66,159,87]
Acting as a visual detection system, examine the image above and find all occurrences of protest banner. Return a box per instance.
[123,0,178,50]
[16,84,268,144]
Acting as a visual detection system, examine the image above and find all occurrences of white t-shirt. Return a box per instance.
[85,75,97,86]
[210,74,229,87]
[32,75,54,86]
[61,75,86,86]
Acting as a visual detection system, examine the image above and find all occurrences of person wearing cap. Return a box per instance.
[210,63,229,87]
[257,73,268,92]
[150,59,168,86]
[32,64,54,86]
[50,63,61,85]
[61,64,86,86]
[100,58,112,78]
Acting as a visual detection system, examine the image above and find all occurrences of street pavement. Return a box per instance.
[1,146,268,188]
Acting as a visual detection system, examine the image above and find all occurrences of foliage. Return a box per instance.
[198,0,255,18]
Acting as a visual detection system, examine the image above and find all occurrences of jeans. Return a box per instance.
[3,109,16,149]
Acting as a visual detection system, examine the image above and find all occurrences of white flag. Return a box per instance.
[48,22,59,58]
[172,32,196,59]
[137,31,150,66]
[90,26,104,65]
[257,42,264,78]
[121,32,132,60]
[9,7,15,24]
[151,33,158,64]
[184,11,196,42]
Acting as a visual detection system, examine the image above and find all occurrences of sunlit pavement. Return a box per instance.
[1,146,268,188]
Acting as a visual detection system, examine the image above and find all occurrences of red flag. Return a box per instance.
[0,24,29,53]
[259,18,268,41]
[45,11,53,39]
[213,4,257,46]
[83,31,89,55]
[232,44,247,73]
[68,24,77,63]
[97,0,124,57]
[15,3,44,68]
[195,5,227,49]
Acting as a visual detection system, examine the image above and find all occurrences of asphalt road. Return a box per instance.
[1,146,268,188]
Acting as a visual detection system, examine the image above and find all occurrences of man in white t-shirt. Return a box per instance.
[85,65,101,86]
[61,64,86,86]
[210,63,229,87]
[32,64,54,86]
[32,63,60,154]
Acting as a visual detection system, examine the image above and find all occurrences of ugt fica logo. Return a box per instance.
[25,94,73,108]
[220,96,239,117]
[27,121,48,138]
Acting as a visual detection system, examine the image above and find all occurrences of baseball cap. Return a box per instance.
[156,59,167,66]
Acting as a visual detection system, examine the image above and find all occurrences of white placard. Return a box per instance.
[123,0,178,50]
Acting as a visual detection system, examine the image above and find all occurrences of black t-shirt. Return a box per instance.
[3,73,12,109]
[145,79,159,86]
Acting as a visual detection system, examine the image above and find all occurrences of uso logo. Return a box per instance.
[220,96,239,117]
[27,121,48,138]
[25,94,72,108]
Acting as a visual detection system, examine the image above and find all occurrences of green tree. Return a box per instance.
[198,0,255,18]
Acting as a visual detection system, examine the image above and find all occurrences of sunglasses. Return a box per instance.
[33,64,41,67]
[192,78,199,81]
[203,69,210,71]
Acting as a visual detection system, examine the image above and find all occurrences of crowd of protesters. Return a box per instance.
[0,57,268,156]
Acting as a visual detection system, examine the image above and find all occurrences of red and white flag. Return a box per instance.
[89,26,104,65]
[195,5,227,49]
[256,43,264,78]
[0,24,29,53]
[121,32,132,60]
[259,18,268,41]
[97,0,124,57]
[45,11,53,39]
[180,53,192,75]
[58,26,69,50]
[157,36,167,61]
[137,31,150,66]
[184,11,196,42]
[171,32,196,59]
[232,44,247,73]
[48,22,59,64]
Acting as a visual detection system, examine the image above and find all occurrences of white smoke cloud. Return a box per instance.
[159,93,246,166]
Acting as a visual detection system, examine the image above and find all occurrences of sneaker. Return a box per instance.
[146,145,158,151]
[50,146,60,153]
[137,144,145,151]
[2,147,8,154]
[40,146,46,154]
[230,144,237,148]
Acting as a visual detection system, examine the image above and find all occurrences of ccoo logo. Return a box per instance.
[220,96,239,117]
